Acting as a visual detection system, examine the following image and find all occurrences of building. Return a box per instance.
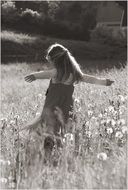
[96,1,126,28]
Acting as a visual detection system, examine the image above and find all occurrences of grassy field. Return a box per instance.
[0,62,127,189]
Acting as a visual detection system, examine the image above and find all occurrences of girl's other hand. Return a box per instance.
[106,79,114,86]
[24,74,36,83]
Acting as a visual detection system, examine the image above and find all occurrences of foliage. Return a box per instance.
[1,63,127,189]
[90,25,127,48]
[1,1,98,41]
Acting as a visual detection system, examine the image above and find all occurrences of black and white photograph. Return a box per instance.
[0,0,127,189]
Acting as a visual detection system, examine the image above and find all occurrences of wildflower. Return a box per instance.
[117,119,125,126]
[0,159,6,165]
[108,106,114,113]
[122,126,127,134]
[98,113,103,118]
[64,133,74,143]
[88,110,93,117]
[118,95,125,103]
[111,119,116,126]
[14,115,19,119]
[97,152,107,161]
[106,119,111,124]
[119,106,126,114]
[36,112,40,116]
[35,105,39,108]
[101,120,106,125]
[107,128,113,134]
[7,160,11,166]
[38,93,42,98]
[115,131,123,138]
[10,120,15,125]
[0,178,8,183]
[74,98,80,104]
[86,131,92,138]
[86,121,90,126]
[0,117,7,122]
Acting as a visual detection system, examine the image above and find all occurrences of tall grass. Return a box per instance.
[1,63,127,189]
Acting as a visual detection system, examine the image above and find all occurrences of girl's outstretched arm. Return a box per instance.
[25,69,56,83]
[82,73,114,86]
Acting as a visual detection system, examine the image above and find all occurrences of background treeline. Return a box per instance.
[1,1,98,41]
[1,1,127,65]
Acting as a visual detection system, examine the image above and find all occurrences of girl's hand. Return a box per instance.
[24,74,36,83]
[106,79,114,86]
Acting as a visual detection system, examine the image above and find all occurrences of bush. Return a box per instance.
[1,1,19,25]
[90,25,127,47]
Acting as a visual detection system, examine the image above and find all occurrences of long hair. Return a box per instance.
[46,43,83,83]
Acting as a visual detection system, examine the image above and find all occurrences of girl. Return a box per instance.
[24,43,114,158]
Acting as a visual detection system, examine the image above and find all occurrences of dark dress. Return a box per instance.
[40,79,74,138]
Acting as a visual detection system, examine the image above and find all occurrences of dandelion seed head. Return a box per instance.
[88,110,93,117]
[86,131,92,138]
[64,133,74,142]
[0,118,7,122]
[14,115,19,119]
[115,131,123,138]
[107,128,113,134]
[97,152,107,161]
[108,106,114,113]
[118,95,125,103]
[122,126,127,134]
[10,120,15,125]
[0,178,8,183]
[98,113,103,118]
[38,93,42,98]
[36,112,40,116]
[117,119,125,126]
[74,98,80,104]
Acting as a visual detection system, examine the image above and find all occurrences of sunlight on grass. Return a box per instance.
[1,63,127,189]
[1,30,37,44]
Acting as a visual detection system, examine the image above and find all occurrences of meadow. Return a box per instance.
[0,62,127,189]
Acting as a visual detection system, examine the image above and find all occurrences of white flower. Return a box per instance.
[98,113,103,118]
[106,119,111,124]
[38,93,42,98]
[118,95,125,103]
[115,131,123,138]
[0,118,7,122]
[111,119,116,126]
[0,159,6,165]
[36,112,40,116]
[86,131,91,138]
[14,115,19,119]
[7,160,11,165]
[101,120,106,125]
[64,133,74,143]
[97,152,107,161]
[0,159,11,166]
[0,178,8,183]
[108,106,114,113]
[119,106,126,114]
[107,128,113,134]
[88,110,93,117]
[122,126,128,134]
[10,120,15,125]
[86,121,90,126]
[74,98,80,104]
[117,119,125,126]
